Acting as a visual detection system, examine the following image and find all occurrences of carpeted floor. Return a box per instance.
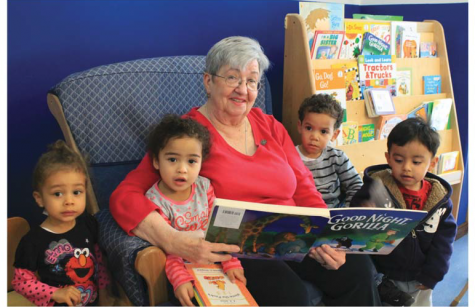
[432,234,468,306]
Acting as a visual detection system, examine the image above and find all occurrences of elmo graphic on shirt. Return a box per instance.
[65,248,96,305]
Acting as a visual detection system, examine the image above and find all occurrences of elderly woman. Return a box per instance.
[110,36,380,306]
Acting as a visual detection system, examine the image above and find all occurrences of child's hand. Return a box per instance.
[175,282,195,306]
[51,286,82,306]
[226,268,246,285]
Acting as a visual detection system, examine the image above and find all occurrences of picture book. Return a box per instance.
[430,98,452,131]
[365,88,396,117]
[390,21,417,56]
[420,42,437,58]
[310,30,345,59]
[185,264,258,306]
[358,55,397,98]
[437,151,459,174]
[353,14,403,21]
[361,32,391,55]
[331,62,361,101]
[407,103,428,122]
[395,69,412,96]
[299,2,345,52]
[340,20,390,59]
[423,75,441,94]
[376,114,407,140]
[400,30,420,58]
[341,121,359,145]
[358,123,375,142]
[313,68,347,121]
[205,199,428,258]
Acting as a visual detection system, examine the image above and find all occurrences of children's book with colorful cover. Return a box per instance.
[423,75,441,94]
[420,42,437,58]
[313,68,347,121]
[340,20,390,59]
[299,2,345,52]
[331,62,361,101]
[407,103,428,122]
[400,30,420,58]
[430,98,452,131]
[185,264,258,306]
[205,199,428,258]
[358,123,375,142]
[395,69,412,96]
[341,121,359,145]
[390,21,417,56]
[358,55,397,98]
[353,14,403,21]
[437,151,459,174]
[361,32,391,55]
[310,30,345,59]
[376,114,407,140]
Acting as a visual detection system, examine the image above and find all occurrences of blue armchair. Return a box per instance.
[47,56,272,306]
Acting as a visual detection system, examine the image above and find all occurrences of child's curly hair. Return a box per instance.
[298,94,344,130]
[32,140,88,191]
[147,114,211,160]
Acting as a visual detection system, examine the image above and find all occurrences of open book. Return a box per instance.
[205,198,427,261]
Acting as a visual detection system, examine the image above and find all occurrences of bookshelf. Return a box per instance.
[282,14,464,220]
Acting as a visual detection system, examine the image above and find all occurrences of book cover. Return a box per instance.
[395,69,412,96]
[353,14,403,21]
[376,114,407,140]
[358,55,397,98]
[205,199,427,258]
[313,68,347,121]
[437,151,459,174]
[311,30,345,59]
[361,32,391,55]
[407,103,428,122]
[400,30,420,58]
[368,88,396,116]
[358,123,375,142]
[341,20,391,59]
[299,2,345,52]
[430,98,452,131]
[390,22,417,56]
[423,75,441,94]
[185,264,258,306]
[310,208,427,254]
[420,42,437,58]
[341,121,359,145]
[331,62,361,101]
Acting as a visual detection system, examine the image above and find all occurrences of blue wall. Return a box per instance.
[8,1,467,227]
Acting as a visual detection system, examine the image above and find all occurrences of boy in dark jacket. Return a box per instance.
[351,117,457,306]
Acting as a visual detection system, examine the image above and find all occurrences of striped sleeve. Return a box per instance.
[221,257,242,273]
[165,254,194,291]
[335,150,363,206]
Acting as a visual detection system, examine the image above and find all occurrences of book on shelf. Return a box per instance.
[390,21,417,56]
[361,32,390,55]
[313,68,347,121]
[420,42,437,58]
[364,88,396,117]
[430,98,452,131]
[353,14,403,21]
[376,114,407,140]
[358,123,375,142]
[185,264,258,307]
[310,30,345,59]
[395,69,412,96]
[340,20,391,59]
[437,151,459,174]
[400,30,420,58]
[331,62,361,101]
[204,198,428,257]
[423,75,441,94]
[341,121,359,145]
[299,2,345,52]
[407,103,429,122]
[358,55,397,98]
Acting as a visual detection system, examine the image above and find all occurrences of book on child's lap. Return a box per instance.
[204,198,427,259]
[185,263,258,306]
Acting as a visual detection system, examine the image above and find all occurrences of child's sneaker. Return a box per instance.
[378,277,415,306]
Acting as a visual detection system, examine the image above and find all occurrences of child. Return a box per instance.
[13,140,110,306]
[145,114,245,306]
[296,94,363,207]
[351,117,457,306]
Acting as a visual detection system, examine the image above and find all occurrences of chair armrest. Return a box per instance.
[135,246,168,305]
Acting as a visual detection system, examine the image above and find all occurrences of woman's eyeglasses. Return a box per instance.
[212,74,262,91]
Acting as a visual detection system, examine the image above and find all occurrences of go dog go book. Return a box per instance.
[205,199,427,259]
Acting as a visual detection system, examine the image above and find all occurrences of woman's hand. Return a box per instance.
[175,282,195,306]
[226,268,246,285]
[51,286,81,306]
[308,244,346,270]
